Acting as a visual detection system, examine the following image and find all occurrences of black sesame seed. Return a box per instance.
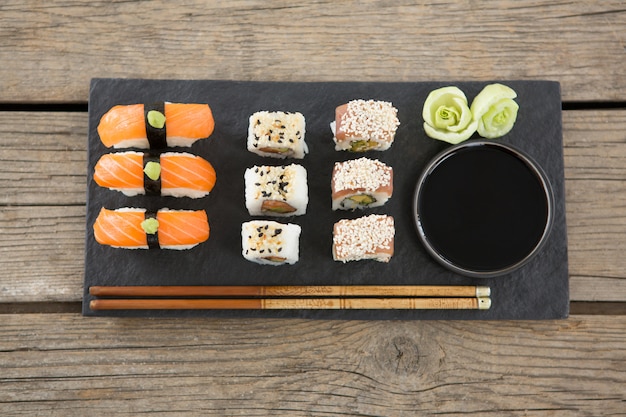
[259,249,264,253]
[277,247,283,252]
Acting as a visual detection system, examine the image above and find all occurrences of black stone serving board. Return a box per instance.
[83,78,569,319]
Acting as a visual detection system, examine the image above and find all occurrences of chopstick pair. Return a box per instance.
[89,285,491,311]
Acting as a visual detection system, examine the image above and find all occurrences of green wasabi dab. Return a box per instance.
[143,161,161,181]
[147,110,166,129]
[141,217,159,234]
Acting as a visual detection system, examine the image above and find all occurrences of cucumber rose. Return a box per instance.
[422,86,478,144]
[470,83,519,139]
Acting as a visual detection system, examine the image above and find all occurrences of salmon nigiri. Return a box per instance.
[93,208,209,250]
[97,102,215,149]
[93,151,216,198]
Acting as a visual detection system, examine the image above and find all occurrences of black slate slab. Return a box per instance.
[83,78,569,319]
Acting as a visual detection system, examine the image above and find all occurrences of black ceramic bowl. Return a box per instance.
[413,140,554,278]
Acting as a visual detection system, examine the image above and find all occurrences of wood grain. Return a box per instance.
[0,112,86,206]
[0,1,625,102]
[0,313,624,416]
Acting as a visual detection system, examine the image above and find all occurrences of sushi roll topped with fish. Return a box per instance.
[331,157,393,210]
[331,99,400,152]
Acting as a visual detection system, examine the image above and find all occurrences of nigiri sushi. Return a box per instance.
[93,207,209,250]
[97,102,215,149]
[330,99,400,152]
[93,151,216,198]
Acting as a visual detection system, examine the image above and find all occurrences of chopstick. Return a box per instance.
[89,285,490,298]
[89,297,491,311]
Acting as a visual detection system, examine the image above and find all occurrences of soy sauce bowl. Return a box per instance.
[413,140,554,278]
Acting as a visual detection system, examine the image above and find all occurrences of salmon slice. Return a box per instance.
[93,208,209,249]
[93,152,216,198]
[160,152,216,197]
[93,152,144,194]
[157,209,209,248]
[93,208,147,249]
[165,103,215,145]
[97,103,215,148]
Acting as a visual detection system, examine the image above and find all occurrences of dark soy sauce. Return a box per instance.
[417,145,550,272]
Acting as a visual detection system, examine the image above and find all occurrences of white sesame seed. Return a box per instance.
[340,99,400,142]
[333,214,395,262]
[332,157,392,193]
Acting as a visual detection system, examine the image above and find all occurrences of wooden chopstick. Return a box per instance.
[89,297,491,311]
[89,285,490,298]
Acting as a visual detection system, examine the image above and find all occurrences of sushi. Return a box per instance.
[241,220,301,265]
[330,99,400,152]
[331,157,393,210]
[97,102,215,149]
[93,207,209,250]
[332,214,395,263]
[93,151,216,198]
[247,111,308,158]
[244,164,308,216]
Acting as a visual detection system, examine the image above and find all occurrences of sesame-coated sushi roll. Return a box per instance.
[332,214,395,263]
[330,99,400,152]
[248,111,308,158]
[331,158,393,210]
[241,220,301,265]
[244,164,308,216]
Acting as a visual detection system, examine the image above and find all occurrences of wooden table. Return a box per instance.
[1,1,624,415]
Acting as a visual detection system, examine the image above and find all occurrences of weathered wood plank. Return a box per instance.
[562,110,626,301]
[0,0,624,102]
[1,110,626,302]
[0,314,624,416]
[0,112,86,206]
[0,206,85,302]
